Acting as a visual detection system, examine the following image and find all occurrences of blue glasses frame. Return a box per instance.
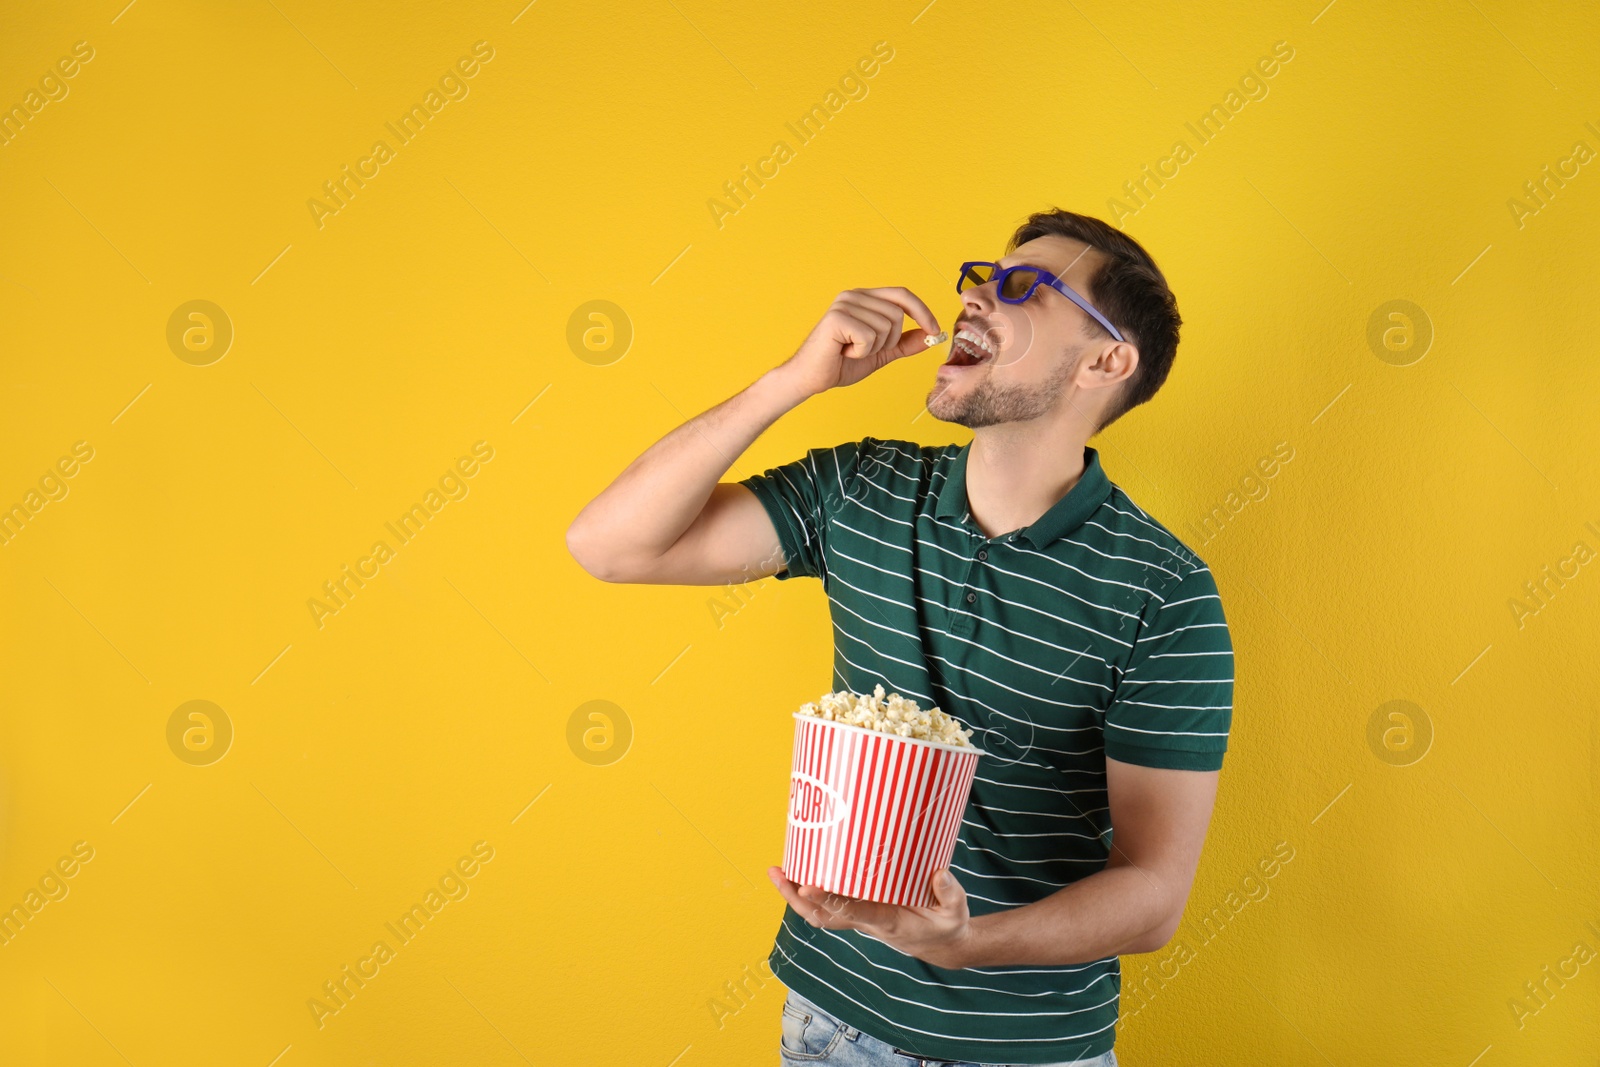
[956,260,1125,342]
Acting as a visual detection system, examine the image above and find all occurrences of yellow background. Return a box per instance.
[2,0,1597,1063]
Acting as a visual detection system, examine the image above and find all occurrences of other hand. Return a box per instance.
[766,864,974,970]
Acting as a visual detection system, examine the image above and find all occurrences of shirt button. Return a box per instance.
[976,549,987,561]
[966,592,976,603]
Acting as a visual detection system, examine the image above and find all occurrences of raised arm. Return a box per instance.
[563,288,942,586]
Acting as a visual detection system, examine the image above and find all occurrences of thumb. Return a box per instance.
[890,325,944,361]
[930,868,963,907]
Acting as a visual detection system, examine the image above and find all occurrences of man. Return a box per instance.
[566,208,1232,1066]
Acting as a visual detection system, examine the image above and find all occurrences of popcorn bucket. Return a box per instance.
[783,712,984,908]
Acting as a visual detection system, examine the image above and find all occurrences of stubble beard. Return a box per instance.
[925,350,1079,429]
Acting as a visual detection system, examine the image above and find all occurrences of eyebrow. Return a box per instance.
[1003,244,1094,278]
[998,257,1059,274]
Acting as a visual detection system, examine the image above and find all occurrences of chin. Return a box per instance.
[923,395,968,427]
[924,386,956,419]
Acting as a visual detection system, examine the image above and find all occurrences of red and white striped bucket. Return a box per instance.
[782,712,984,908]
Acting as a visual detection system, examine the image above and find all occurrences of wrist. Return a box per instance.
[957,911,1002,969]
[757,363,817,407]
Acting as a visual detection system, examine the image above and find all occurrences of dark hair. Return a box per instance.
[1006,208,1181,431]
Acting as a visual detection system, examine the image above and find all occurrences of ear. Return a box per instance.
[1079,339,1138,390]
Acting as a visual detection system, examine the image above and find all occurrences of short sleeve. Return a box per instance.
[1104,563,1234,771]
[734,439,867,582]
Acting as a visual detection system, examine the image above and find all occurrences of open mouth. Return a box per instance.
[943,326,997,368]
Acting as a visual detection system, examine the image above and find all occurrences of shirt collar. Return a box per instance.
[935,442,1113,548]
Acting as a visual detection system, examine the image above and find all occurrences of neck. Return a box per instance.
[965,422,1090,540]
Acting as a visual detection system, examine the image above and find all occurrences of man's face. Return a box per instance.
[924,235,1114,429]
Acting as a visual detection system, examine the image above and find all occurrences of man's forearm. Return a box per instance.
[959,864,1174,968]
[567,366,809,567]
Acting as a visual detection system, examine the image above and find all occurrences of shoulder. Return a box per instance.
[1083,484,1216,600]
[1103,485,1205,567]
[849,436,949,482]
[857,436,946,464]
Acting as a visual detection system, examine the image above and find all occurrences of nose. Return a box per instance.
[959,278,1002,332]
[957,288,1018,352]
[960,274,1000,314]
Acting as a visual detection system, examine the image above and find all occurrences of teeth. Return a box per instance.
[950,334,990,365]
[955,327,996,357]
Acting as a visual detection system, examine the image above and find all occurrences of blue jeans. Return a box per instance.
[780,987,1118,1067]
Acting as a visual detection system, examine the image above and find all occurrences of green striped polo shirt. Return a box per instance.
[737,435,1233,1063]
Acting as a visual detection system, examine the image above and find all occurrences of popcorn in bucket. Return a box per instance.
[783,686,984,908]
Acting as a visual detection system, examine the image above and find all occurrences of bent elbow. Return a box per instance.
[565,520,622,582]
[1130,931,1172,954]
[1127,914,1183,955]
